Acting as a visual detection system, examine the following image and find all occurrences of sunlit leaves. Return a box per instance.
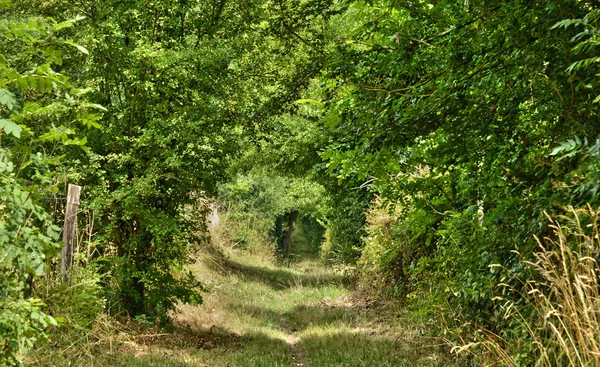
[0,18,48,41]
[53,15,86,31]
[64,40,89,55]
[0,88,16,110]
[0,118,21,138]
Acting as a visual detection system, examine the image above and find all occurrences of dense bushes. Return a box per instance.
[357,196,600,363]
[320,186,371,262]
[447,207,600,365]
[218,172,290,252]
[0,6,101,363]
[359,198,498,324]
[306,2,600,363]
[0,153,60,366]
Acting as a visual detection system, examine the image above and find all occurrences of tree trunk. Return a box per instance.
[274,214,284,253]
[282,210,299,254]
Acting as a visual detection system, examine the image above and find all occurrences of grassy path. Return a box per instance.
[112,246,456,367]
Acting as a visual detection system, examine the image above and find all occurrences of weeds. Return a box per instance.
[457,206,600,366]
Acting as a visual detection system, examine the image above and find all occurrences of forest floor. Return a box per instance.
[101,243,459,367]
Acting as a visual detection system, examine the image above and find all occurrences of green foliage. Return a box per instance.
[6,0,600,364]
[553,9,600,103]
[221,172,293,223]
[219,170,328,254]
[304,0,600,358]
[26,261,108,366]
[320,185,371,263]
[297,214,326,253]
[0,298,58,366]
[0,4,101,363]
[0,150,60,366]
[49,0,341,319]
[39,261,106,330]
[0,0,346,327]
[551,136,600,202]
[359,200,407,295]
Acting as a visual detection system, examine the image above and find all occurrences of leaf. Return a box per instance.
[81,102,107,111]
[0,88,17,110]
[296,99,325,109]
[34,262,44,276]
[55,15,86,31]
[77,111,102,129]
[76,45,89,55]
[551,19,575,30]
[16,76,28,90]
[0,118,22,138]
[47,315,58,326]
[70,87,93,96]
[64,40,89,55]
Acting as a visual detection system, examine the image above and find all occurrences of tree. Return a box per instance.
[313,0,599,335]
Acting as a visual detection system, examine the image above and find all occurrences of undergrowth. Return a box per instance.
[453,206,600,366]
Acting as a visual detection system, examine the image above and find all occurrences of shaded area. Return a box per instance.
[204,249,344,290]
[109,326,293,367]
[224,259,343,289]
[135,324,244,350]
[233,303,353,333]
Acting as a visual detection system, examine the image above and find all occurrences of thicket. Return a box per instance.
[218,170,328,255]
[0,5,104,363]
[308,1,600,363]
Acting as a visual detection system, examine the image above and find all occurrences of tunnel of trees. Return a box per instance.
[2,0,600,365]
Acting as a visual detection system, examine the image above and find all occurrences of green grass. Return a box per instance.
[40,245,457,366]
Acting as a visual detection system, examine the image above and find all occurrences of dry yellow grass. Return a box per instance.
[456,206,600,366]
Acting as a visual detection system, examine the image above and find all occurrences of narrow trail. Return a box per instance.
[110,245,457,367]
[280,317,306,366]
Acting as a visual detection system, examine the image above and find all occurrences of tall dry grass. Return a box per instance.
[455,206,600,366]
[526,206,600,366]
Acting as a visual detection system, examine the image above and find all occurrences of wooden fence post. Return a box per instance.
[60,184,82,274]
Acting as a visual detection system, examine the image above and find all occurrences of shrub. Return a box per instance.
[359,198,408,296]
[0,150,60,366]
[25,261,106,365]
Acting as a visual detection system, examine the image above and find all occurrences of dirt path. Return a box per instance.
[280,317,306,366]
[105,246,459,367]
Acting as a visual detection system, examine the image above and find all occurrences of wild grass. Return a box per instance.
[456,206,600,366]
[97,208,456,366]
[212,202,277,255]
[528,206,600,366]
[27,204,457,366]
